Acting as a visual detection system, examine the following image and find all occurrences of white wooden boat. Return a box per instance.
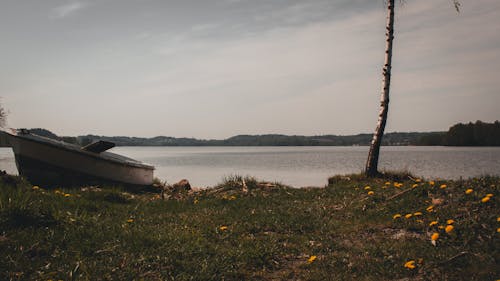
[0,128,154,187]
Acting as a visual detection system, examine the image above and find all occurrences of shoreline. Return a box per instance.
[1,173,499,280]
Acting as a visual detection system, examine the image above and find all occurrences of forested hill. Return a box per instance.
[47,132,438,147]
[443,120,500,146]
[27,120,500,147]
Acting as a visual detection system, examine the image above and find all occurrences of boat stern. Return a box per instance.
[0,128,18,147]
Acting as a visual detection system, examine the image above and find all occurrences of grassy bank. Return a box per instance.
[0,174,499,280]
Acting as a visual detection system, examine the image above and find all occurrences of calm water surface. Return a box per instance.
[1,146,499,187]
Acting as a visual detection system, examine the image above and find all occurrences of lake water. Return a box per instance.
[2,146,499,187]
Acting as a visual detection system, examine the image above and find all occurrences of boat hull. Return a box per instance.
[1,130,154,187]
[14,154,153,187]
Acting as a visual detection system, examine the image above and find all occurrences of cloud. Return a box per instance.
[3,0,500,137]
[148,8,383,95]
[51,1,87,19]
[128,0,500,137]
[190,23,220,32]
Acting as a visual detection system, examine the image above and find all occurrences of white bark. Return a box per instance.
[365,0,395,176]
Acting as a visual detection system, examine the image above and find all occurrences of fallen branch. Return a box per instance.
[438,251,471,265]
[386,188,412,200]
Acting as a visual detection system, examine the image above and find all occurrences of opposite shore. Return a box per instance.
[29,120,500,147]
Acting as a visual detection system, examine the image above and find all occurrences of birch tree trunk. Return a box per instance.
[365,0,395,177]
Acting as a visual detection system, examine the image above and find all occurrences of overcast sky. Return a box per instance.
[1,0,499,138]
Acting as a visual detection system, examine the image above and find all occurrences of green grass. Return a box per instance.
[0,173,499,280]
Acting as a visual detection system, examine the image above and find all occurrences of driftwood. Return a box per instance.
[242,178,248,193]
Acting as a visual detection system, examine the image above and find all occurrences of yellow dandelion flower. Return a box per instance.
[465,189,473,194]
[415,179,422,183]
[431,232,439,241]
[364,186,371,190]
[412,184,419,188]
[414,212,423,216]
[404,260,416,269]
[385,181,391,185]
[481,196,490,203]
[32,185,40,190]
[429,221,438,227]
[405,213,413,219]
[307,255,317,264]
[446,219,455,225]
[367,191,374,196]
[445,225,454,233]
[426,205,434,212]
[438,225,445,229]
[126,219,134,223]
[429,181,435,186]
[194,199,199,204]
[497,228,500,233]
[497,217,500,222]
[486,193,494,197]
[416,219,424,224]
[440,184,447,189]
[393,214,402,219]
[219,226,228,231]
[64,193,71,197]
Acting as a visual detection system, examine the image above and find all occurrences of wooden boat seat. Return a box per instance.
[82,140,116,153]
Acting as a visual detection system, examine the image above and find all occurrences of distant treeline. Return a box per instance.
[28,120,500,147]
[419,120,500,146]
